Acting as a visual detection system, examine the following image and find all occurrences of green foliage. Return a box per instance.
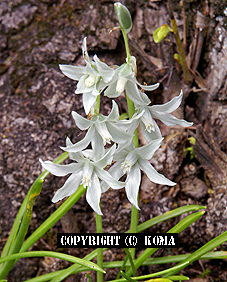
[184,137,196,160]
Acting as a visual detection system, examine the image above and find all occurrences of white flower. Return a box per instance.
[101,138,176,209]
[40,144,125,215]
[133,90,193,142]
[104,56,159,104]
[59,37,115,114]
[61,100,143,156]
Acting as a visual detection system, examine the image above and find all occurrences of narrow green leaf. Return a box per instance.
[0,251,105,274]
[166,276,189,281]
[20,185,85,253]
[1,152,68,263]
[124,249,136,277]
[163,230,227,277]
[144,279,173,282]
[126,211,205,277]
[0,179,43,279]
[106,261,189,282]
[136,205,206,233]
[120,271,137,282]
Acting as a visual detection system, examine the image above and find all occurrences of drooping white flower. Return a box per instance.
[104,56,159,105]
[59,37,115,114]
[132,90,193,142]
[101,138,176,209]
[61,100,143,157]
[40,144,125,215]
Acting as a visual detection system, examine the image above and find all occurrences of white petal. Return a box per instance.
[140,108,156,133]
[61,126,95,152]
[52,171,83,203]
[75,75,92,94]
[139,159,176,186]
[91,79,101,96]
[101,162,124,193]
[95,122,112,145]
[66,137,79,161]
[39,159,82,176]
[106,123,131,143]
[83,92,97,114]
[71,111,93,130]
[151,110,193,127]
[125,81,147,105]
[91,131,105,161]
[140,121,162,142]
[104,81,120,98]
[59,65,84,81]
[81,162,94,187]
[113,147,130,162]
[95,167,125,189]
[137,81,160,92]
[134,90,151,106]
[94,144,116,168]
[82,37,93,64]
[105,100,120,122]
[125,163,141,209]
[93,55,115,83]
[82,149,93,159]
[86,173,102,215]
[136,138,163,160]
[150,90,183,113]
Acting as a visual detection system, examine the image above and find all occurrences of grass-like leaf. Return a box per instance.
[0,251,105,274]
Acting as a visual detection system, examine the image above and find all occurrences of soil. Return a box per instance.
[0,0,227,281]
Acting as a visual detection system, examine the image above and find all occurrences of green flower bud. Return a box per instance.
[114,2,132,34]
[153,24,172,43]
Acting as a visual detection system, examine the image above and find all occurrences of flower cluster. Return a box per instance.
[40,7,192,215]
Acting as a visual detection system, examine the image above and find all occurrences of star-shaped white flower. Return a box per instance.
[101,138,176,209]
[59,37,115,114]
[133,90,193,142]
[104,56,159,105]
[40,143,125,215]
[61,100,142,157]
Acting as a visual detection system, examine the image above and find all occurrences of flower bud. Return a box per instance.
[153,24,172,43]
[114,2,132,34]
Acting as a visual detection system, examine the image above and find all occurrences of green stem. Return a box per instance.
[167,0,192,84]
[122,29,131,63]
[123,249,136,277]
[96,212,103,282]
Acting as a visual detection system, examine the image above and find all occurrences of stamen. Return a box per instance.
[85,74,96,87]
